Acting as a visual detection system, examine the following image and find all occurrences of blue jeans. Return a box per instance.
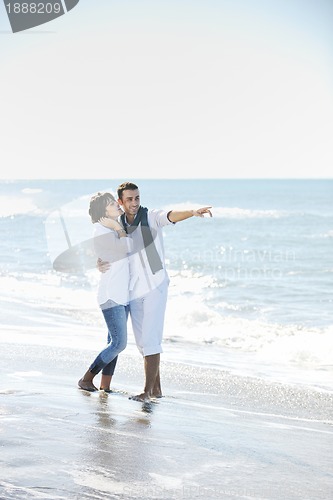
[89,304,129,376]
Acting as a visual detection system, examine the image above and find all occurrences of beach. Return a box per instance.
[1,179,333,499]
[1,327,332,500]
[1,0,333,489]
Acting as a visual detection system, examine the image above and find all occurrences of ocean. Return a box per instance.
[0,178,332,393]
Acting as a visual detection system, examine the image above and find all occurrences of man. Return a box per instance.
[99,181,212,401]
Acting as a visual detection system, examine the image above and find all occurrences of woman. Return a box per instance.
[78,192,131,392]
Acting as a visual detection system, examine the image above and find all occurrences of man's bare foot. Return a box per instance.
[152,393,163,398]
[78,378,98,392]
[129,392,150,402]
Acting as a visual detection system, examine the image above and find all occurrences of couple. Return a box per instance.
[78,181,212,402]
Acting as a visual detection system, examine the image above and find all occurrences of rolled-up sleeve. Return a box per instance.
[148,209,175,228]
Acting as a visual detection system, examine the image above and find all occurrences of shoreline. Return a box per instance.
[1,340,333,499]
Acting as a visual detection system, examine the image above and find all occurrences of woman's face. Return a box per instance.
[105,198,123,219]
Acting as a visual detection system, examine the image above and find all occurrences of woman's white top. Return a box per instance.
[93,222,132,306]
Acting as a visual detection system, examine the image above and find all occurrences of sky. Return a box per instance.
[0,0,332,179]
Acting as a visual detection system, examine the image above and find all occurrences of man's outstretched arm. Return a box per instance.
[167,206,212,223]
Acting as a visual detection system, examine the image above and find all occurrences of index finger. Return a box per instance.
[201,206,213,217]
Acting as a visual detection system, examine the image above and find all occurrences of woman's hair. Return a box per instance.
[89,192,115,223]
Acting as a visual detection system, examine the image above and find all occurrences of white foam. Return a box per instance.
[165,294,333,366]
[1,271,332,390]
[10,371,42,379]
[163,202,285,219]
[21,188,43,194]
[0,196,37,217]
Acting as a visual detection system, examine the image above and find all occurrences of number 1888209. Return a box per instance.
[6,3,62,14]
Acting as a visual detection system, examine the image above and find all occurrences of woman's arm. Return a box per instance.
[99,217,127,238]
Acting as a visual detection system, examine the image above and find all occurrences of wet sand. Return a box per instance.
[1,340,333,499]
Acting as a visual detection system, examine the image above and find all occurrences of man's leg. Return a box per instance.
[129,280,168,401]
[152,368,162,398]
[130,353,160,401]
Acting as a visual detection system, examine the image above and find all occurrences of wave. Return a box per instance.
[3,269,330,375]
[163,202,286,219]
[163,202,333,220]
[210,206,285,219]
[0,272,332,391]
[164,294,333,370]
[21,188,43,194]
[0,196,38,218]
[164,270,333,373]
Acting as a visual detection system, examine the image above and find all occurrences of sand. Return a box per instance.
[0,339,333,500]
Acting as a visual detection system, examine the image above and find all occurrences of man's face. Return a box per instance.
[118,189,140,217]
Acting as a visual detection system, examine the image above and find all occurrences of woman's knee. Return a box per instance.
[118,336,127,352]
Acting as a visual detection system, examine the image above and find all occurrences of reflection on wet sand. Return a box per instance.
[75,389,162,496]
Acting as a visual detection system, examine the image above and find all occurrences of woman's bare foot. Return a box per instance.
[100,374,112,393]
[78,378,98,392]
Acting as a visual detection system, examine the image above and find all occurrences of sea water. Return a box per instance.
[0,179,332,392]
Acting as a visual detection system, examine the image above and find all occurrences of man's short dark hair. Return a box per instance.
[117,182,139,200]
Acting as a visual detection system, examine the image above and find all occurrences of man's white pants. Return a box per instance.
[129,280,169,357]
